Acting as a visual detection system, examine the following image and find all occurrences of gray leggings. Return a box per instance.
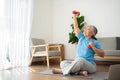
[60,58,96,75]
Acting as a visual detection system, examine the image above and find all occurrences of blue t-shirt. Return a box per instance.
[76,32,103,64]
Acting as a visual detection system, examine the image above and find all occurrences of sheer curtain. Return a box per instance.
[0,0,11,70]
[0,0,33,69]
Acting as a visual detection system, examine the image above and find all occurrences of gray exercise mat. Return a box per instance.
[39,69,108,79]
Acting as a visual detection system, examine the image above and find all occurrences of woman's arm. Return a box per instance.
[92,46,104,57]
[89,42,104,57]
[73,14,81,37]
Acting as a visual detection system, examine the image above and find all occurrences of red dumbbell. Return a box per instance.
[72,10,80,15]
[88,45,92,49]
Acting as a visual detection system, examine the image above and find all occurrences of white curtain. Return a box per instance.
[0,0,33,69]
[0,0,11,70]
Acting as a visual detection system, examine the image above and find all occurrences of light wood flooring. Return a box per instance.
[0,61,120,80]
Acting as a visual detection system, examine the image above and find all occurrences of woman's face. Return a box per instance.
[83,26,94,38]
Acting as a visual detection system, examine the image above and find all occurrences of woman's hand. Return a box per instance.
[88,41,94,49]
[88,42,104,57]
[88,42,94,48]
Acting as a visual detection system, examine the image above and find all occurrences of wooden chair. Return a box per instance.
[29,38,63,68]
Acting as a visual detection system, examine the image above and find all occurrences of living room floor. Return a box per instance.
[0,61,119,80]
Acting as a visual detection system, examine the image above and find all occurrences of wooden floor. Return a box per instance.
[0,61,119,80]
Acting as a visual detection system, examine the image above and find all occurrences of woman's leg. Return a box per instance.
[52,58,96,76]
[79,59,96,74]
[60,60,73,75]
[77,58,96,76]
[52,60,72,74]
[52,68,63,74]
[70,58,96,76]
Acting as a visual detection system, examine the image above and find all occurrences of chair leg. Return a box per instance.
[60,57,62,62]
[60,54,63,62]
[46,57,50,68]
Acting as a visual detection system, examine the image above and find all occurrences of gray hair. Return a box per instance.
[92,26,98,36]
[91,25,98,40]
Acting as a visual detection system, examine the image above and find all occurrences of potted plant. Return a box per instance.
[68,11,85,44]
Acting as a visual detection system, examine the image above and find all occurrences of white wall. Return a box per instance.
[32,0,120,59]
[31,0,53,43]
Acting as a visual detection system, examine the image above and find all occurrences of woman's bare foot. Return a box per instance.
[52,68,63,74]
[79,71,88,76]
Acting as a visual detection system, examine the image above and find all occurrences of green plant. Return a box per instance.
[68,15,85,44]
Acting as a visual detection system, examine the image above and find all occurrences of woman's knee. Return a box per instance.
[90,67,96,73]
[60,60,72,68]
[87,65,96,73]
[60,60,66,66]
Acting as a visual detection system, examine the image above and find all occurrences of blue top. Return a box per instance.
[76,32,103,64]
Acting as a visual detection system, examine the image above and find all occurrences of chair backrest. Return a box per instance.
[31,38,46,51]
[107,64,120,80]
